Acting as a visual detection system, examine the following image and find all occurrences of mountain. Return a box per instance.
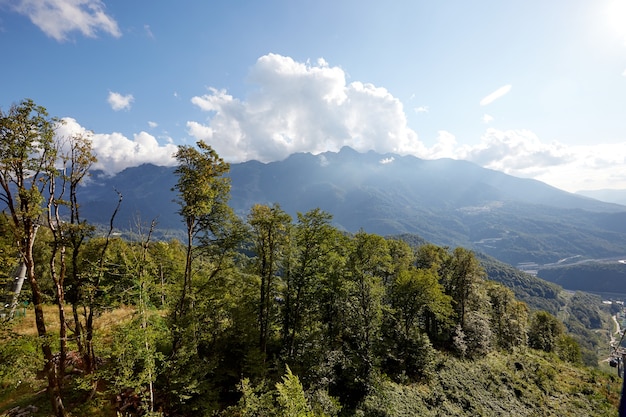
[77,147,626,266]
[577,188,626,206]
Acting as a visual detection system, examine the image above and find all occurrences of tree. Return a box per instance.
[172,140,231,321]
[335,231,390,407]
[528,311,563,353]
[275,366,317,417]
[282,208,334,361]
[0,99,66,416]
[448,247,485,328]
[248,203,292,358]
[455,311,492,359]
[487,283,528,351]
[169,141,243,410]
[388,267,453,338]
[556,334,582,364]
[46,132,97,385]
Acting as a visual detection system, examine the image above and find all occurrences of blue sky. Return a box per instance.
[1,0,626,192]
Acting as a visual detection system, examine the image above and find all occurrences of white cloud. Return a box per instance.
[423,131,458,159]
[450,128,626,192]
[108,91,134,111]
[380,157,395,164]
[415,106,429,113]
[480,85,512,106]
[459,129,572,173]
[56,118,177,175]
[10,0,121,42]
[482,114,494,123]
[188,53,425,162]
[148,121,158,128]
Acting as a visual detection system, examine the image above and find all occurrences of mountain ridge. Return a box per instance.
[78,147,626,266]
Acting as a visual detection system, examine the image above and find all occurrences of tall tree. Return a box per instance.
[282,208,333,360]
[169,141,242,410]
[486,282,528,351]
[171,140,231,325]
[448,247,485,328]
[248,203,292,358]
[338,231,390,406]
[46,132,97,384]
[0,99,65,416]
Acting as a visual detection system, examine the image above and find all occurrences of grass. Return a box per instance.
[0,304,137,417]
[10,304,136,337]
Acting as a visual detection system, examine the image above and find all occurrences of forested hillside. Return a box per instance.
[538,261,626,295]
[1,101,623,416]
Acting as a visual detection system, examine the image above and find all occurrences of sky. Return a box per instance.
[1,0,626,193]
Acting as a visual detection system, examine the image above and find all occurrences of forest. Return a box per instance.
[0,99,622,416]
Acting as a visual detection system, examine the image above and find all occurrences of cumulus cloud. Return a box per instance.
[480,85,512,106]
[9,0,121,42]
[108,91,134,111]
[380,157,395,164]
[533,142,626,192]
[459,129,572,174]
[187,53,426,162]
[56,118,177,175]
[148,121,158,128]
[424,131,459,159]
[482,114,494,124]
[449,128,626,192]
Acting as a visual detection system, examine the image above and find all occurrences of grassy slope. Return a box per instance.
[361,351,622,417]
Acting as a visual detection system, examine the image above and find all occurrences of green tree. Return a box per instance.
[448,247,485,328]
[282,208,334,361]
[275,366,317,417]
[248,203,292,358]
[0,99,65,416]
[528,310,564,353]
[487,283,528,351]
[171,140,231,323]
[335,231,390,407]
[169,141,244,411]
[556,334,582,364]
[389,267,453,337]
[46,131,97,384]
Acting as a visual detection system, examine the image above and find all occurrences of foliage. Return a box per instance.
[359,351,618,416]
[477,253,562,315]
[0,327,43,391]
[528,311,563,353]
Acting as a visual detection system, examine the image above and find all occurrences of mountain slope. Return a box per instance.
[77,147,626,265]
[577,188,626,206]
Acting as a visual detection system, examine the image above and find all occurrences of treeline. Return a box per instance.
[0,100,585,416]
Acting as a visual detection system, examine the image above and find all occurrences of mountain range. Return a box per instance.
[79,147,626,268]
[576,188,626,206]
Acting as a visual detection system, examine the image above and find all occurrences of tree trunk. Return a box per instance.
[28,250,66,417]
